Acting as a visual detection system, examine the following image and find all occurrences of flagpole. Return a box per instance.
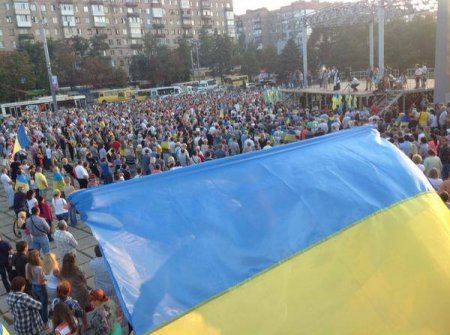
[36,0,58,115]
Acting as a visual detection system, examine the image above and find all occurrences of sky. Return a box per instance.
[234,0,295,15]
[233,0,356,15]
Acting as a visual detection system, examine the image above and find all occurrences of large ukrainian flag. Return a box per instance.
[70,126,450,335]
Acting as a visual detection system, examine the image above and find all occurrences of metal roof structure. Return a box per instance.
[302,0,438,28]
[299,0,439,87]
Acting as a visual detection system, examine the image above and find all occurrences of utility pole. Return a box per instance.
[377,0,385,77]
[36,0,58,114]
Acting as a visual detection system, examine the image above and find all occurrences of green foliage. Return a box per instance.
[240,42,260,79]
[0,51,37,102]
[307,14,436,72]
[278,38,301,80]
[0,34,126,102]
[260,44,279,75]
[129,33,192,86]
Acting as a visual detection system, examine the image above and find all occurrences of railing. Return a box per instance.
[406,67,434,79]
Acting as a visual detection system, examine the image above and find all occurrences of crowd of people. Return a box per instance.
[0,86,449,334]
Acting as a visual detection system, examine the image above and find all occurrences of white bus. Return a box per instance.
[0,95,86,118]
[149,86,185,98]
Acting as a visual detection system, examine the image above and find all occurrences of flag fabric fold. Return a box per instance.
[12,125,30,155]
[70,126,450,335]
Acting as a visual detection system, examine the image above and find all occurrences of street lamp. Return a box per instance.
[35,0,58,114]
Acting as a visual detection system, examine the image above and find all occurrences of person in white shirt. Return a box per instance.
[414,64,422,89]
[1,168,15,208]
[54,220,78,264]
[52,190,69,221]
[74,161,89,189]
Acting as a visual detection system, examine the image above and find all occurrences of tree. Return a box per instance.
[0,51,36,102]
[175,38,192,82]
[88,34,109,57]
[241,42,260,80]
[71,36,90,57]
[279,38,301,80]
[199,28,214,68]
[211,32,232,78]
[129,54,150,81]
[261,44,279,75]
[52,40,80,87]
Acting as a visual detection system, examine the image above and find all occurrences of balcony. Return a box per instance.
[151,1,162,8]
[201,11,211,17]
[202,21,212,29]
[181,12,192,19]
[126,12,140,17]
[130,43,143,49]
[201,1,211,9]
[125,0,138,6]
[182,22,192,28]
[18,33,34,40]
[183,33,194,39]
[154,32,166,38]
[90,0,103,4]
[152,23,165,29]
[58,0,74,3]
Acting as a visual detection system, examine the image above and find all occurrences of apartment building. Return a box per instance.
[235,0,330,52]
[0,0,235,70]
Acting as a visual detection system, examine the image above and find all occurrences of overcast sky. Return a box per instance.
[233,0,356,15]
[234,0,295,15]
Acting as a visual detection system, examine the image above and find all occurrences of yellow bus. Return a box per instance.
[223,75,249,88]
[92,88,133,104]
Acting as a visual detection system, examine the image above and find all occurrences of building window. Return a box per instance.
[6,16,13,24]
[0,41,4,48]
[9,29,15,36]
[53,17,58,24]
[40,5,46,12]
[84,6,88,13]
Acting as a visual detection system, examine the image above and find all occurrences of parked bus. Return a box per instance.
[223,75,249,88]
[198,79,218,91]
[91,88,133,104]
[0,95,86,118]
[149,86,184,98]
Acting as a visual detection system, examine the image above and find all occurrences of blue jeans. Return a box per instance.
[442,164,450,180]
[68,207,78,226]
[32,284,48,323]
[56,213,69,222]
[32,236,50,255]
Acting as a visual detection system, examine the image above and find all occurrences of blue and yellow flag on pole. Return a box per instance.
[12,124,31,155]
[71,126,450,335]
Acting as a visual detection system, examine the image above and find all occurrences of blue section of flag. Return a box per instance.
[17,125,30,149]
[70,126,433,335]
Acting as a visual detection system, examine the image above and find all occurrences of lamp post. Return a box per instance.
[36,0,58,114]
